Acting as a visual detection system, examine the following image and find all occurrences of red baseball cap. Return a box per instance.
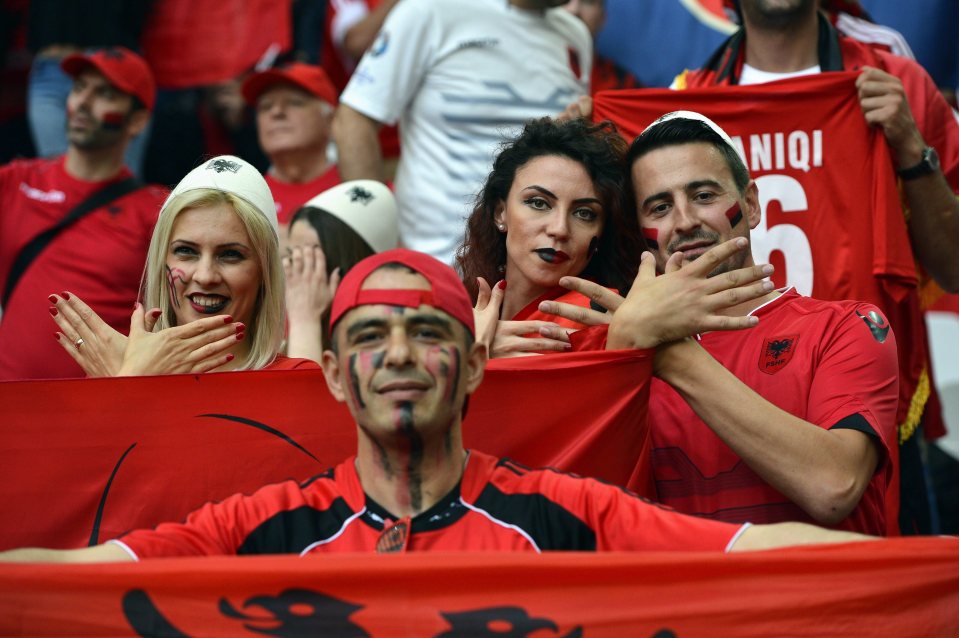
[330,249,475,338]
[61,47,156,111]
[241,63,338,107]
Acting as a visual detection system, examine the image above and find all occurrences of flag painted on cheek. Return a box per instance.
[641,228,659,250]
[725,204,742,228]
[101,111,126,131]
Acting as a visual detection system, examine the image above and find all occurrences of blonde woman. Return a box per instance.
[50,156,317,375]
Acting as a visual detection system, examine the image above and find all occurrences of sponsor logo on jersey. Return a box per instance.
[19,182,66,203]
[759,334,798,374]
[856,309,890,343]
[456,38,499,51]
[371,30,389,57]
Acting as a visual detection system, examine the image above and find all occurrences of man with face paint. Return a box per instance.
[0,47,166,381]
[546,112,899,535]
[1,248,881,563]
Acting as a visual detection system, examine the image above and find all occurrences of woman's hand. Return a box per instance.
[284,245,339,362]
[473,278,571,358]
[116,304,246,376]
[50,291,128,377]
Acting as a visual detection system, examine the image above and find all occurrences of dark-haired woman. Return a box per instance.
[456,117,640,357]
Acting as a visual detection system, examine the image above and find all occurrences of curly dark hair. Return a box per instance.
[456,117,640,301]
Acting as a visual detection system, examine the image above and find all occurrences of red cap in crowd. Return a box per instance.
[330,249,476,338]
[241,63,338,107]
[61,47,156,111]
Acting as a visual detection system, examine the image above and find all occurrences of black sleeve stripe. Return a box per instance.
[472,484,597,551]
[830,413,879,440]
[236,498,358,555]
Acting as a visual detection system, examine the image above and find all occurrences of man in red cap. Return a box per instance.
[0,247,876,562]
[241,63,342,230]
[0,46,168,381]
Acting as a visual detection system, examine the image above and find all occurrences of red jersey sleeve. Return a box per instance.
[807,303,899,458]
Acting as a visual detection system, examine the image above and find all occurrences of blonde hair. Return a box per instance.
[141,189,285,370]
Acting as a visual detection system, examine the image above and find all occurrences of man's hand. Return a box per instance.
[856,66,925,168]
[473,277,571,358]
[545,238,774,349]
[555,95,593,122]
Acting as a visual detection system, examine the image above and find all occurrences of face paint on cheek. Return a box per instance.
[165,266,186,310]
[587,236,600,259]
[348,353,366,409]
[641,228,659,250]
[725,203,743,228]
[100,111,126,131]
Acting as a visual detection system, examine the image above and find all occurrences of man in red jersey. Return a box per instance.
[0,248,875,562]
[545,111,899,535]
[675,0,959,535]
[0,47,167,380]
[241,63,342,231]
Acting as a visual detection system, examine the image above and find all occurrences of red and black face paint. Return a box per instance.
[165,266,185,310]
[725,203,743,228]
[396,401,424,511]
[101,111,127,131]
[641,228,659,250]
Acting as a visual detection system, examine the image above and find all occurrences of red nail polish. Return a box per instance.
[54,332,60,340]
[223,316,234,324]
[226,353,235,362]
[48,295,58,304]
[498,280,507,290]
[150,309,162,318]
[48,307,58,317]
[61,292,71,300]
[235,323,245,331]
[236,333,244,340]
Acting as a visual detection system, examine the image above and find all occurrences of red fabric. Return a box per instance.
[118,450,732,559]
[594,72,930,441]
[2,538,958,635]
[649,290,899,535]
[262,355,320,370]
[265,165,341,224]
[0,349,652,551]
[0,157,167,380]
[140,0,292,89]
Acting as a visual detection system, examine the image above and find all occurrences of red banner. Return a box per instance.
[0,350,651,551]
[1,538,957,636]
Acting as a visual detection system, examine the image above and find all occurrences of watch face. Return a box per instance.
[927,147,941,171]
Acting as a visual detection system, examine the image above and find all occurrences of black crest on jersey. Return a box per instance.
[759,334,798,375]
[856,309,890,343]
[347,186,374,205]
[207,158,241,174]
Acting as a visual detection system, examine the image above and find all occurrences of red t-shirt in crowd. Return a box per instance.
[266,165,341,225]
[0,157,167,380]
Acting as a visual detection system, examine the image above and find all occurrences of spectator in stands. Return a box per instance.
[25,2,155,177]
[0,248,877,562]
[284,179,398,362]
[676,0,959,536]
[241,63,342,229]
[563,0,641,93]
[547,111,899,535]
[0,47,167,381]
[48,155,317,375]
[332,0,593,265]
[456,117,640,357]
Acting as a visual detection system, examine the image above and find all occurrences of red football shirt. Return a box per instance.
[648,289,899,535]
[114,450,744,558]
